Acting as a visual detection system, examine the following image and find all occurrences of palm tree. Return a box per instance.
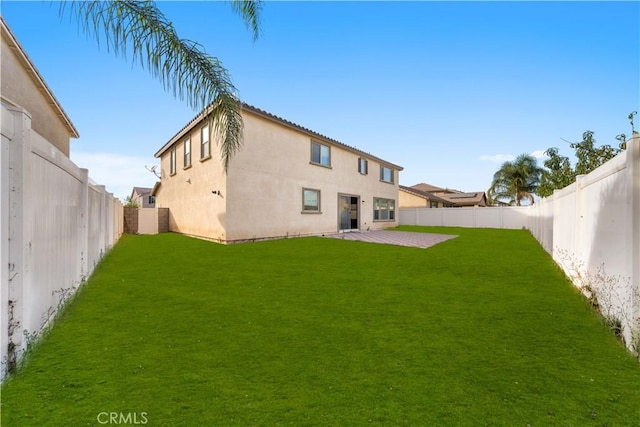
[60,0,262,170]
[489,154,543,206]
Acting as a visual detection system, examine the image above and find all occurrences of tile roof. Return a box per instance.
[438,192,487,206]
[404,183,487,207]
[155,102,403,170]
[131,187,153,197]
[448,192,480,199]
[399,185,454,205]
[150,181,161,197]
[410,183,446,193]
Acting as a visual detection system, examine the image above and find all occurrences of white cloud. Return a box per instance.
[530,149,548,160]
[479,154,515,163]
[70,152,159,201]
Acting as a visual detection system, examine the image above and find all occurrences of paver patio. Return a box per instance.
[323,229,457,248]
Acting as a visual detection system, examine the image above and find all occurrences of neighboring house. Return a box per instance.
[1,17,79,156]
[153,103,403,243]
[403,183,487,207]
[130,186,155,208]
[399,185,456,208]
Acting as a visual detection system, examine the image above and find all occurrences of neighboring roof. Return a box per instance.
[131,186,153,198]
[406,182,487,206]
[154,102,403,171]
[0,17,79,138]
[150,181,161,197]
[411,183,446,193]
[399,185,454,206]
[443,192,487,206]
[448,192,481,200]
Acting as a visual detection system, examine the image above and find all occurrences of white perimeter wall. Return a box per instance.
[1,105,123,379]
[400,136,640,351]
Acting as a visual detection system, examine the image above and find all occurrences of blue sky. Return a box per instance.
[2,1,638,200]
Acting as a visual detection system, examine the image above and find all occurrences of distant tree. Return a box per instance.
[489,154,543,206]
[537,148,575,198]
[572,131,622,175]
[123,196,139,208]
[60,0,262,170]
[538,130,625,197]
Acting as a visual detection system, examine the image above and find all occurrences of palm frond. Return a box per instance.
[60,0,261,170]
[230,0,262,41]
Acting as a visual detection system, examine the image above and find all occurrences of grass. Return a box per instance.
[2,226,639,426]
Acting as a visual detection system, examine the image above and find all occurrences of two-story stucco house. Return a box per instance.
[130,186,156,208]
[1,17,79,156]
[153,103,403,243]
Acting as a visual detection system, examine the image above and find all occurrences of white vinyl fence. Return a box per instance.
[401,136,640,352]
[1,105,123,379]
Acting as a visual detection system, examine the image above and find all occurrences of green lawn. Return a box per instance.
[2,227,639,426]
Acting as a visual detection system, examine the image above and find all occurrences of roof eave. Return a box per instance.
[155,102,403,171]
[1,17,79,139]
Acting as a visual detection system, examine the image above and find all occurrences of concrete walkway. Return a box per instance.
[323,230,457,249]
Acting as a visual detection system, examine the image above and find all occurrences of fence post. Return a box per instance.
[98,186,106,256]
[552,189,559,258]
[574,175,586,266]
[1,108,11,378]
[107,194,114,248]
[79,169,89,281]
[472,206,477,227]
[627,135,640,347]
[4,106,31,374]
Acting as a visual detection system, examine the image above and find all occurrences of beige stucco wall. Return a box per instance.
[156,109,401,242]
[137,208,159,235]
[399,190,429,208]
[155,122,228,241]
[224,112,400,241]
[398,191,452,208]
[1,29,72,156]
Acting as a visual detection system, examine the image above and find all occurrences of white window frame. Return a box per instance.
[373,197,395,221]
[184,137,191,168]
[302,188,321,213]
[169,147,176,175]
[310,141,331,167]
[200,124,210,160]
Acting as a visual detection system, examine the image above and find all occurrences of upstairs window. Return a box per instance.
[311,141,331,167]
[358,158,368,175]
[380,166,394,183]
[201,124,210,160]
[184,137,191,168]
[170,148,176,175]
